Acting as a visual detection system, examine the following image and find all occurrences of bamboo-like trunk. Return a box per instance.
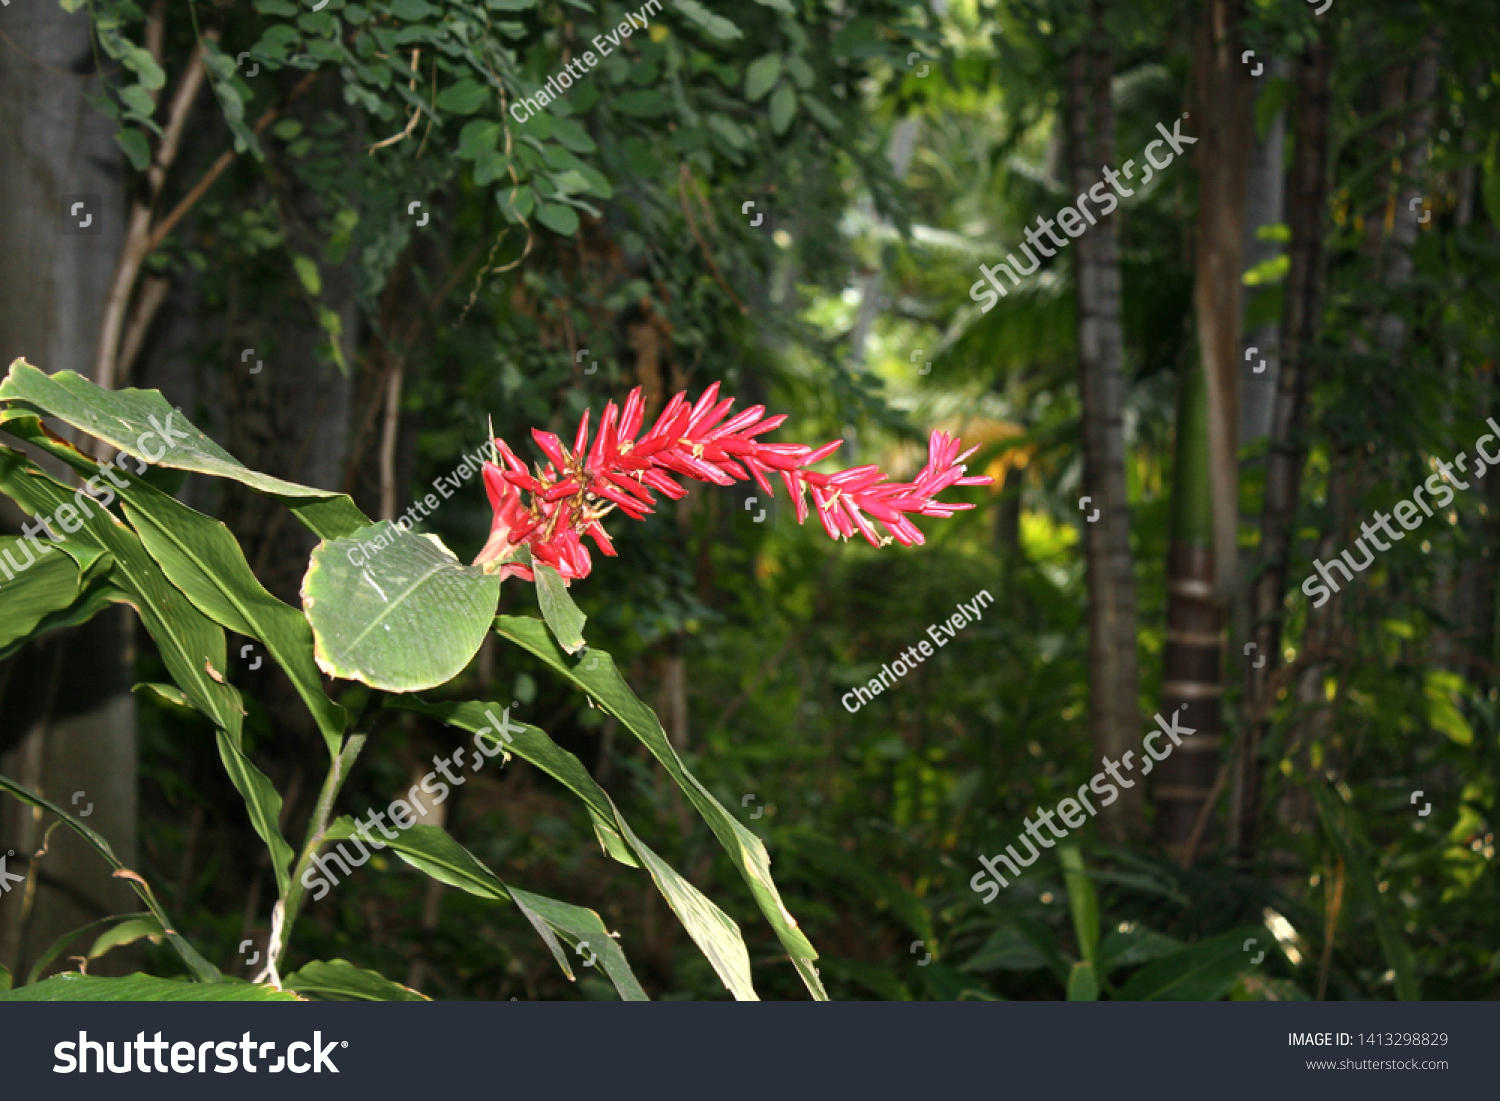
[1234,35,1333,852]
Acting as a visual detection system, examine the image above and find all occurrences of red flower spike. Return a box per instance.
[471,388,991,581]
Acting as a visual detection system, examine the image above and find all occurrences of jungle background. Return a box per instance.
[1,0,1497,1000]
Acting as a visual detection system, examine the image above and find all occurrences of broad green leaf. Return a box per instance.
[769,82,796,134]
[0,535,88,651]
[322,819,649,1000]
[0,448,244,737]
[302,521,501,692]
[0,973,297,1001]
[1066,961,1100,1000]
[1115,928,1265,1001]
[0,773,221,983]
[0,362,370,540]
[494,615,824,999]
[283,959,429,1001]
[1314,783,1420,1000]
[388,698,758,1000]
[217,729,296,895]
[745,54,782,101]
[1059,845,1099,970]
[119,476,347,753]
[534,561,586,652]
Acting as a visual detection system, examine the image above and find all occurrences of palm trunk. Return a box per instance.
[1067,7,1143,842]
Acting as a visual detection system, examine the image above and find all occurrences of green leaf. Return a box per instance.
[745,54,782,101]
[781,831,933,945]
[769,82,796,134]
[283,959,429,1001]
[0,973,297,1001]
[961,926,1050,973]
[494,616,824,999]
[1423,670,1474,745]
[87,916,166,961]
[674,0,741,41]
[302,521,501,692]
[1097,923,1184,975]
[0,447,244,737]
[0,773,221,983]
[0,535,88,652]
[292,253,322,295]
[612,89,670,118]
[118,479,347,755]
[1314,783,1420,1000]
[1059,845,1099,970]
[323,819,649,1000]
[391,0,435,18]
[458,119,502,158]
[122,46,166,91]
[0,362,369,539]
[216,729,296,895]
[1066,960,1100,1000]
[388,697,763,1000]
[534,561,586,652]
[436,78,489,114]
[753,0,794,10]
[1115,928,1264,1001]
[536,202,580,236]
[25,913,156,987]
[116,128,151,171]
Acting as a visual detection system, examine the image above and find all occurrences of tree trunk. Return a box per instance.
[1067,7,1143,842]
[0,0,139,978]
[1156,362,1225,860]
[1234,33,1333,853]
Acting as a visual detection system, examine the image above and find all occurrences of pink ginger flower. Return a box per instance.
[472,383,992,582]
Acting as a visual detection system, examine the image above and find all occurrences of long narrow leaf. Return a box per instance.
[494,614,825,999]
[0,774,220,982]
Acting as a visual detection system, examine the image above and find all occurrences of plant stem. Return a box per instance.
[269,696,384,973]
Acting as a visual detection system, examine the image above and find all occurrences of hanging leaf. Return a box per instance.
[0,362,369,539]
[283,959,430,1001]
[494,616,825,999]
